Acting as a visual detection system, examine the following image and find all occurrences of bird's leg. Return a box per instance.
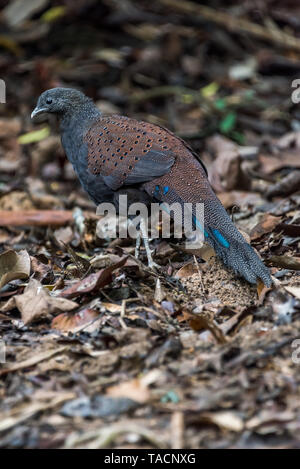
[135,229,141,259]
[139,217,159,270]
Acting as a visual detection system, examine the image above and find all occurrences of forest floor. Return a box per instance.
[0,0,300,449]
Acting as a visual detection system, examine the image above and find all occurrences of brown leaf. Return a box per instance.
[54,226,74,245]
[51,308,99,332]
[31,256,53,282]
[1,278,78,324]
[259,153,300,174]
[175,262,198,279]
[107,378,151,404]
[179,311,227,344]
[0,249,30,289]
[201,411,244,432]
[250,214,281,240]
[218,191,264,209]
[61,257,128,299]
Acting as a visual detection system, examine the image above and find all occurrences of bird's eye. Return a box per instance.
[46,98,52,104]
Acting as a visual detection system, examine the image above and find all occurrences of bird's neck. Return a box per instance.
[59,102,101,134]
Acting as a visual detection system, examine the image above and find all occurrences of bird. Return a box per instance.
[31,87,272,286]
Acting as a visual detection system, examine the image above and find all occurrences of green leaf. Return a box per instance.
[41,6,66,22]
[201,81,219,98]
[18,126,50,144]
[219,112,236,133]
[215,98,226,110]
[231,130,245,145]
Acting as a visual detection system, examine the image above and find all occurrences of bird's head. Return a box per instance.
[31,87,93,121]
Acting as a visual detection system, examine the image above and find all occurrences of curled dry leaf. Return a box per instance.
[61,256,128,299]
[0,249,30,289]
[1,278,78,324]
[179,310,227,344]
[175,262,198,279]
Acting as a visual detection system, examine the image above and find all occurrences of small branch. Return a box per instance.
[0,210,74,227]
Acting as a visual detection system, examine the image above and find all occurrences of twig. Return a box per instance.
[0,210,75,227]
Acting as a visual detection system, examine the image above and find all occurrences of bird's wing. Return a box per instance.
[84,115,181,191]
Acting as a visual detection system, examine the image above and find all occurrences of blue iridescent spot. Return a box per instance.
[163,186,169,195]
[154,185,160,195]
[212,229,230,248]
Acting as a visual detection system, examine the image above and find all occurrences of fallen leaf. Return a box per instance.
[61,257,128,299]
[0,250,30,289]
[101,302,122,313]
[18,126,50,144]
[179,311,227,344]
[107,378,151,404]
[259,153,300,174]
[1,278,78,324]
[285,286,300,299]
[51,308,100,332]
[175,262,198,279]
[250,214,281,240]
[202,411,244,432]
[54,226,74,245]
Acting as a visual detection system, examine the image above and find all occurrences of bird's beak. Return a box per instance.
[31,107,48,120]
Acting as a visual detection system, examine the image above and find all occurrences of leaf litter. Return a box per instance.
[0,0,300,450]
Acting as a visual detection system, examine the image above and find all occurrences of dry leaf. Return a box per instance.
[202,411,244,432]
[0,250,30,289]
[284,286,300,299]
[250,214,281,240]
[51,308,99,332]
[175,262,198,279]
[180,311,227,344]
[61,257,128,298]
[107,378,151,404]
[1,278,78,324]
